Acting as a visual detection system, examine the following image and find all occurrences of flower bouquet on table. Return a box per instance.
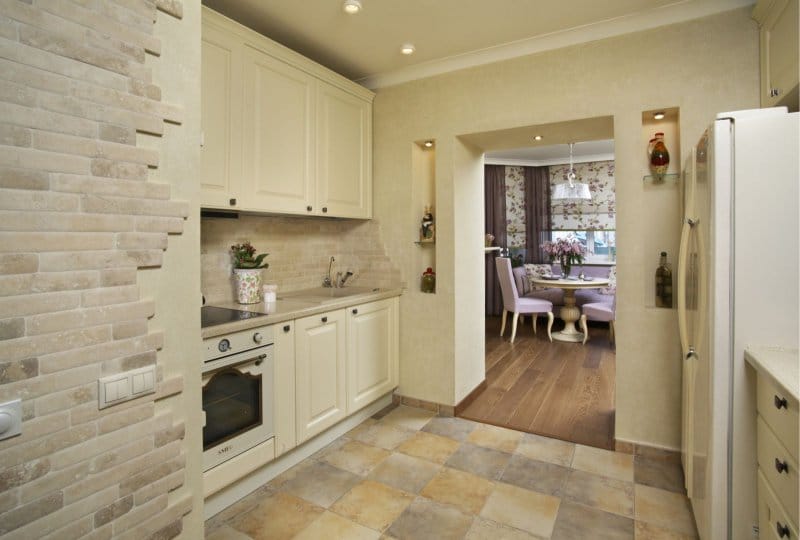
[541,235,586,278]
[230,242,269,304]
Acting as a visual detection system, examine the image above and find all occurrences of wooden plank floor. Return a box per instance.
[459,315,616,450]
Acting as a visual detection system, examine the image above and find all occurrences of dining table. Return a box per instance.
[530,276,609,343]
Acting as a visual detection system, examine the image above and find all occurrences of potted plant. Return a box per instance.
[230,242,269,304]
[542,235,586,277]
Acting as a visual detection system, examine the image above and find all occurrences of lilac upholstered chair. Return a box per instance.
[495,257,554,344]
[579,295,616,345]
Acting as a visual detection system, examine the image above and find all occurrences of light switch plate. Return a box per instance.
[0,399,21,441]
[98,365,156,409]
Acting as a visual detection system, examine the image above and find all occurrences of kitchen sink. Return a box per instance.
[281,286,379,300]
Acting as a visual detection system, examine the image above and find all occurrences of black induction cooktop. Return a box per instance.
[201,306,267,328]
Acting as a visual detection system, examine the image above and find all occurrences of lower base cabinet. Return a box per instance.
[273,321,296,457]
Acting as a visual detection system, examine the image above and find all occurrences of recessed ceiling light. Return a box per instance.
[424,140,434,148]
[400,44,415,55]
[533,135,543,141]
[653,111,665,120]
[343,0,361,14]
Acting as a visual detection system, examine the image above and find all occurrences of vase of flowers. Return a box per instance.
[230,242,269,304]
[542,235,586,278]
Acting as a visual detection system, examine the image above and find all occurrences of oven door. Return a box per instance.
[202,346,274,471]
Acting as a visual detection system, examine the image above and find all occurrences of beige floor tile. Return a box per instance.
[480,481,560,538]
[396,431,461,465]
[266,460,313,490]
[635,520,697,539]
[634,455,686,494]
[551,501,634,540]
[559,469,634,518]
[515,433,576,467]
[229,492,324,540]
[421,416,478,442]
[293,511,381,540]
[445,442,512,480]
[467,424,524,453]
[351,423,416,450]
[322,439,391,476]
[634,484,698,537]
[387,497,475,540]
[571,444,634,482]
[379,405,437,431]
[331,479,415,532]
[465,517,545,540]
[310,437,350,461]
[278,460,362,508]
[368,453,442,494]
[420,467,494,515]
[205,524,253,540]
[500,454,570,496]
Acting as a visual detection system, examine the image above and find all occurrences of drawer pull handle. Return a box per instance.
[283,325,290,333]
[775,395,788,409]
[321,316,328,323]
[307,205,313,212]
[775,458,789,474]
[777,522,791,538]
[229,198,237,206]
[352,308,358,315]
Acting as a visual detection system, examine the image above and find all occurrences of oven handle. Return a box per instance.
[203,346,272,374]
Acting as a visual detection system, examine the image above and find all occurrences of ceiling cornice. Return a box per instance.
[485,153,616,167]
[358,0,754,90]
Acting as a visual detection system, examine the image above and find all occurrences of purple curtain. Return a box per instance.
[524,166,551,264]
[485,165,507,316]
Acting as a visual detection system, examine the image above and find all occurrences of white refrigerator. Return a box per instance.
[678,107,799,540]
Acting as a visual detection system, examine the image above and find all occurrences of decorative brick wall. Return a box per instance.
[0,1,195,538]
[201,216,402,304]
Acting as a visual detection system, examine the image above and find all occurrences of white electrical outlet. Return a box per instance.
[98,365,156,409]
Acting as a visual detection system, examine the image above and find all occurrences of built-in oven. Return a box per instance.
[202,324,274,472]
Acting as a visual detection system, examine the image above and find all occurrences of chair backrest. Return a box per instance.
[495,257,519,310]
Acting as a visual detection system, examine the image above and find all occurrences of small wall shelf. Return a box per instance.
[642,173,680,183]
[414,240,435,246]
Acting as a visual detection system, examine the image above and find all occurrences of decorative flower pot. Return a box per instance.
[560,257,572,278]
[233,268,262,304]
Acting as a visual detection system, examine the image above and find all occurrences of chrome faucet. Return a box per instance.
[322,256,335,288]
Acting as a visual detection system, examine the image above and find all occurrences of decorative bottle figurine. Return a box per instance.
[650,132,670,181]
[420,206,435,242]
[655,251,673,308]
[421,267,436,293]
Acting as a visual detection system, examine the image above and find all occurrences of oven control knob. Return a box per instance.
[253,332,263,344]
[218,339,231,353]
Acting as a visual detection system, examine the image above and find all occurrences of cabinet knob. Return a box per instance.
[306,205,312,212]
[775,458,789,474]
[770,88,782,98]
[777,522,791,538]
[352,308,358,315]
[229,198,237,206]
[775,394,788,409]
[253,332,262,344]
[321,316,328,323]
[283,325,290,333]
[322,207,328,213]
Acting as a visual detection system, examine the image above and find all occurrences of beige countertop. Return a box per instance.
[744,346,799,401]
[202,286,404,339]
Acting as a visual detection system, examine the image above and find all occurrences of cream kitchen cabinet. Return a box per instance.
[346,298,398,414]
[295,309,347,443]
[200,7,373,218]
[753,0,799,109]
[273,321,296,457]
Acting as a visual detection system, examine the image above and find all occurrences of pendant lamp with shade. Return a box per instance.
[552,142,592,201]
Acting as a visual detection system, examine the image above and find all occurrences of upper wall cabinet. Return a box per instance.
[753,0,799,110]
[200,8,374,219]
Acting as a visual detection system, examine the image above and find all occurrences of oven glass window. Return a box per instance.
[203,368,262,450]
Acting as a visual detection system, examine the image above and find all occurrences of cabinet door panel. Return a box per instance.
[317,83,371,218]
[295,311,346,443]
[273,322,296,457]
[200,25,242,208]
[347,299,398,413]
[243,46,315,214]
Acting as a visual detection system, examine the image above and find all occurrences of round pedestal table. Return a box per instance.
[530,277,609,343]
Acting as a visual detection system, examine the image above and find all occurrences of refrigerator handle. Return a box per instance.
[677,221,692,357]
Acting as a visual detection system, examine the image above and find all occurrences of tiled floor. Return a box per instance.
[205,406,697,540]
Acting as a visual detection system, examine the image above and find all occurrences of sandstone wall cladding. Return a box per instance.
[0,1,193,538]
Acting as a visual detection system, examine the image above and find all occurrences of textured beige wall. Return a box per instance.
[201,216,401,304]
[0,1,202,537]
[373,8,759,443]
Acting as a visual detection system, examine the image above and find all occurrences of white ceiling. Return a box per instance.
[485,140,615,166]
[202,0,753,88]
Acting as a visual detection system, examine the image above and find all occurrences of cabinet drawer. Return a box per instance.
[757,375,799,462]
[758,416,799,525]
[759,469,798,539]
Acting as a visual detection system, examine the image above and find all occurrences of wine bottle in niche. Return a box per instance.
[655,251,673,308]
